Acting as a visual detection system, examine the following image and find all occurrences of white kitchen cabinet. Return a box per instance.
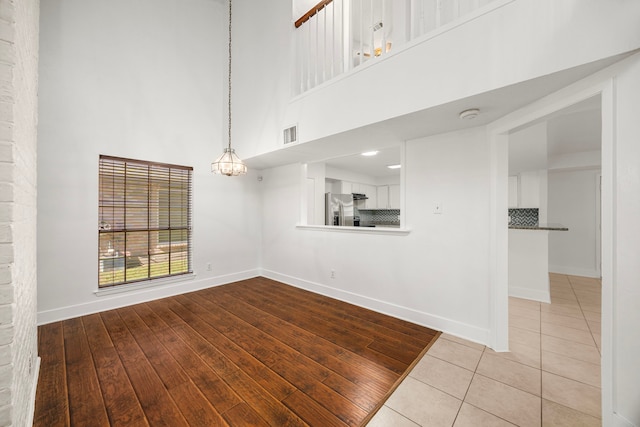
[360,184,377,209]
[519,171,540,208]
[377,186,389,209]
[376,185,400,209]
[389,185,400,209]
[508,172,540,208]
[508,176,519,208]
[339,181,352,194]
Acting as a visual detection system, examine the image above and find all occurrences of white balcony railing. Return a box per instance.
[294,0,499,95]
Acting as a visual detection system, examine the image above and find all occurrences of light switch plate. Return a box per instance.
[434,202,442,214]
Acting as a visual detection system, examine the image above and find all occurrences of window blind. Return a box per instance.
[98,155,193,287]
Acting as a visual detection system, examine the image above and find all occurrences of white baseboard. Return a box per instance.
[37,269,260,325]
[509,286,551,303]
[549,265,600,278]
[27,356,41,427]
[261,269,491,346]
[612,413,636,427]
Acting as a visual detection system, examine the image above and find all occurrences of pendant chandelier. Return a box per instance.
[212,0,247,176]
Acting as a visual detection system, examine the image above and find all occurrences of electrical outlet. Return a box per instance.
[207,262,212,271]
[330,270,336,279]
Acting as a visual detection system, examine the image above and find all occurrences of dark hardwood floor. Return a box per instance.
[34,277,439,426]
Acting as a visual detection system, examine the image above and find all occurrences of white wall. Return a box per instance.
[608,54,640,427]
[262,127,491,344]
[548,169,600,278]
[305,161,326,225]
[37,0,262,323]
[325,165,376,185]
[233,0,294,158]
[508,230,550,303]
[234,0,640,158]
[0,0,40,425]
[508,122,547,175]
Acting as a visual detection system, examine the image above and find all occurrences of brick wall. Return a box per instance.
[0,0,40,426]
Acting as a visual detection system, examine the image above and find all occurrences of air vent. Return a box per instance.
[283,125,298,145]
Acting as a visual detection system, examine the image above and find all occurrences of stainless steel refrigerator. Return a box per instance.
[325,193,354,226]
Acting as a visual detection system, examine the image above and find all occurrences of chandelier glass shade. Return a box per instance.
[211,147,247,176]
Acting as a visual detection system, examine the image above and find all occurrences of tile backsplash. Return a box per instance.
[509,208,539,226]
[358,209,400,225]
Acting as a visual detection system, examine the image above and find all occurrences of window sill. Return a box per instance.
[296,224,411,235]
[94,273,196,297]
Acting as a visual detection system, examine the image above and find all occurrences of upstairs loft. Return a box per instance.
[293,0,500,95]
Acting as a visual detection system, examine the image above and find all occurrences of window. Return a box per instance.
[98,155,193,287]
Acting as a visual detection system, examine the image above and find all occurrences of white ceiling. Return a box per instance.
[546,97,601,156]
[508,95,602,174]
[324,146,400,178]
[245,53,626,171]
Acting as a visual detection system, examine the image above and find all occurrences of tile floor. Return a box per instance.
[367,273,602,427]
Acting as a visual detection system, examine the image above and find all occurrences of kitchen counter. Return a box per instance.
[509,223,568,231]
[359,222,401,228]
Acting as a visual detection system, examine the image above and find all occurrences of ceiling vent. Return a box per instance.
[283,125,298,145]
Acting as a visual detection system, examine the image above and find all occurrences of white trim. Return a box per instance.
[37,269,260,325]
[296,224,410,235]
[488,132,510,351]
[94,273,197,297]
[612,413,635,427]
[508,286,551,304]
[595,173,602,278]
[548,265,600,279]
[27,357,41,427]
[261,269,491,346]
[600,76,616,427]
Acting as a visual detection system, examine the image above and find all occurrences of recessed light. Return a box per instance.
[361,151,379,157]
[459,108,480,120]
[387,164,401,169]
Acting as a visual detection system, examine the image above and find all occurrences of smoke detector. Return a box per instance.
[459,108,480,120]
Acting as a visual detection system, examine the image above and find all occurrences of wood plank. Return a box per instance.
[222,281,431,365]
[212,288,398,394]
[133,303,243,414]
[208,287,394,401]
[100,310,190,427]
[116,307,190,389]
[33,323,70,427]
[82,314,150,427]
[251,278,434,349]
[283,391,348,427]
[62,318,110,427]
[219,282,411,373]
[322,373,381,413]
[257,278,437,343]
[144,299,240,378]
[161,298,298,401]
[221,369,307,427]
[218,283,373,351]
[181,292,332,383]
[117,306,228,425]
[221,403,271,427]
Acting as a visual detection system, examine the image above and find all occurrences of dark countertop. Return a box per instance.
[359,222,401,228]
[509,223,568,231]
